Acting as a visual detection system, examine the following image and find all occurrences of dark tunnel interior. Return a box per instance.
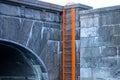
[0,43,41,80]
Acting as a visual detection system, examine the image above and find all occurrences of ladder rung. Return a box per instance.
[65,66,72,68]
[62,40,71,43]
[64,46,71,48]
[66,51,72,53]
[64,72,72,74]
[65,59,71,61]
[64,34,71,36]
[64,53,71,55]
[65,52,72,55]
[66,78,72,80]
[65,40,71,42]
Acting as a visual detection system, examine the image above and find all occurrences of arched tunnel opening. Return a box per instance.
[0,39,48,80]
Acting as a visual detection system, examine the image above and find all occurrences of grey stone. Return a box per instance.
[76,63,80,76]
[76,29,80,40]
[45,12,60,22]
[80,37,99,47]
[64,4,92,10]
[79,5,120,16]
[76,40,80,53]
[80,37,92,47]
[80,57,100,68]
[118,47,120,56]
[0,3,20,16]
[27,21,44,53]
[0,16,4,37]
[24,8,33,18]
[92,67,111,79]
[49,28,60,41]
[33,9,41,20]
[112,36,120,45]
[98,26,114,37]
[99,11,120,26]
[80,17,94,27]
[113,25,120,36]
[76,52,80,63]
[18,19,33,45]
[101,47,117,57]
[39,41,60,80]
[80,68,92,78]
[98,58,117,68]
[81,27,98,37]
[80,15,99,28]
[21,0,38,3]
[80,47,100,57]
[0,17,20,42]
[43,22,60,29]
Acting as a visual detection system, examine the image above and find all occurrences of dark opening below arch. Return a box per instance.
[0,39,48,80]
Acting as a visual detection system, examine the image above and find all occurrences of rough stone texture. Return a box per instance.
[0,16,21,42]
[1,0,120,80]
[0,3,20,16]
[39,41,60,80]
[0,1,61,80]
[79,5,120,80]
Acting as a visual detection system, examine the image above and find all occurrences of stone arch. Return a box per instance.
[0,39,49,80]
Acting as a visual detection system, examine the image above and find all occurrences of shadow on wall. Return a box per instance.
[0,39,49,80]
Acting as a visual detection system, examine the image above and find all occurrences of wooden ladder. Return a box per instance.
[62,8,76,80]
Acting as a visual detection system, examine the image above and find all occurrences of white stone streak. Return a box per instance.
[26,21,34,46]
[41,27,45,40]
[57,41,60,54]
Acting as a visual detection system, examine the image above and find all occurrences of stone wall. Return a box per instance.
[0,0,62,80]
[79,5,120,80]
[1,0,120,80]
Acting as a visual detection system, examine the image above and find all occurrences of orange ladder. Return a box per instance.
[62,8,76,80]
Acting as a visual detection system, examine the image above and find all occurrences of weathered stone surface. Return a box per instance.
[100,47,117,57]
[1,0,120,80]
[76,63,80,77]
[80,68,92,78]
[80,37,99,47]
[98,58,117,68]
[27,22,47,53]
[80,47,100,57]
[80,15,99,28]
[49,28,60,41]
[118,47,120,56]
[93,67,111,78]
[45,12,60,22]
[76,29,80,40]
[113,25,120,36]
[21,0,38,3]
[0,16,20,42]
[33,9,41,20]
[80,57,100,68]
[112,36,120,45]
[98,26,114,37]
[81,27,98,37]
[0,3,20,16]
[76,40,80,53]
[24,8,33,18]
[43,22,60,29]
[39,41,60,80]
[18,19,33,45]
[99,11,120,26]
[79,6,120,80]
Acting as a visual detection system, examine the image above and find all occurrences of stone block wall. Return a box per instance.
[0,0,62,80]
[1,0,120,80]
[79,5,120,80]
